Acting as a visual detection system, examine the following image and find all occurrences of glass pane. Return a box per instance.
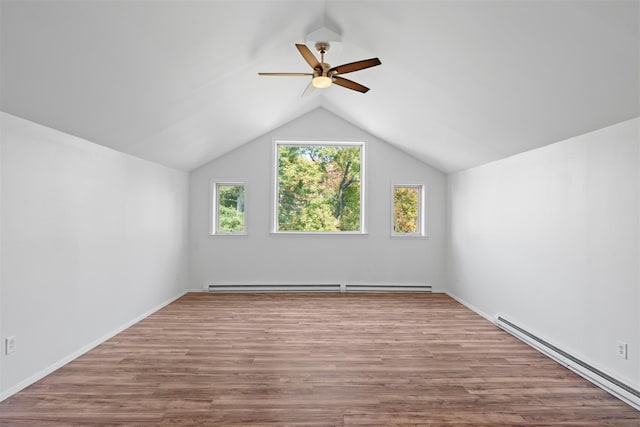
[277,144,361,232]
[217,184,244,233]
[394,186,420,233]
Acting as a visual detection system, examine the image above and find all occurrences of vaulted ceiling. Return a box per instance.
[1,1,638,173]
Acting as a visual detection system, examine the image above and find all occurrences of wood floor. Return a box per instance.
[0,293,638,426]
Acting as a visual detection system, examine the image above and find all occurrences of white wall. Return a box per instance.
[190,108,446,290]
[0,113,189,398]
[447,118,640,388]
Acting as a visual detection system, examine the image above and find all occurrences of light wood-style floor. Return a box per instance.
[0,293,638,426]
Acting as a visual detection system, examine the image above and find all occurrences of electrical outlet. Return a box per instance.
[5,336,16,355]
[616,341,627,360]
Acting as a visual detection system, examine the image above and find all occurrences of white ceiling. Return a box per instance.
[1,0,638,173]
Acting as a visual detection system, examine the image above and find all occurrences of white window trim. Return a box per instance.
[211,180,247,236]
[272,140,366,235]
[391,183,427,238]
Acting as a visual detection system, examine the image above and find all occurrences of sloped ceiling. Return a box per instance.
[1,0,638,173]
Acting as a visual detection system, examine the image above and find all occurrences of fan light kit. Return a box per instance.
[312,75,332,89]
[259,42,381,94]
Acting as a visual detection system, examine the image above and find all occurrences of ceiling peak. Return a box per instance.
[305,25,341,45]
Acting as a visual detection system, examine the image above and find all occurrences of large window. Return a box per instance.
[275,141,364,233]
[392,184,425,236]
[212,182,245,235]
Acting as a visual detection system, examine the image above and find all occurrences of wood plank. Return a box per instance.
[0,293,638,426]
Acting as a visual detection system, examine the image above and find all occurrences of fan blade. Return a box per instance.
[332,76,370,93]
[295,44,321,70]
[258,72,314,76]
[329,58,381,75]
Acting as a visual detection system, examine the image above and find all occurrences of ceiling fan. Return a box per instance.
[259,42,381,94]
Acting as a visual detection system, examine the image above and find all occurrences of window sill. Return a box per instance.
[271,231,369,237]
[209,233,248,238]
[390,233,428,239]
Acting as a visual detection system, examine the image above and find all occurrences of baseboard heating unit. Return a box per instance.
[345,283,431,292]
[205,283,431,293]
[496,316,640,411]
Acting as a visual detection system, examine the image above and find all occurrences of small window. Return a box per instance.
[213,182,245,235]
[274,141,365,233]
[392,184,424,236]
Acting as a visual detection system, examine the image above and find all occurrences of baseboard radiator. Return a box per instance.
[205,283,431,293]
[346,283,432,292]
[496,316,640,411]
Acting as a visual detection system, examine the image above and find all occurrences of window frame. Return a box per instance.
[211,181,247,236]
[391,183,426,237]
[272,140,366,235]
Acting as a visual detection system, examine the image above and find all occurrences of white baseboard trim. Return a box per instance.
[445,291,495,323]
[0,291,187,402]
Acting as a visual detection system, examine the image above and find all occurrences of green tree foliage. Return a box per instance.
[394,187,419,233]
[277,145,361,232]
[218,185,244,232]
